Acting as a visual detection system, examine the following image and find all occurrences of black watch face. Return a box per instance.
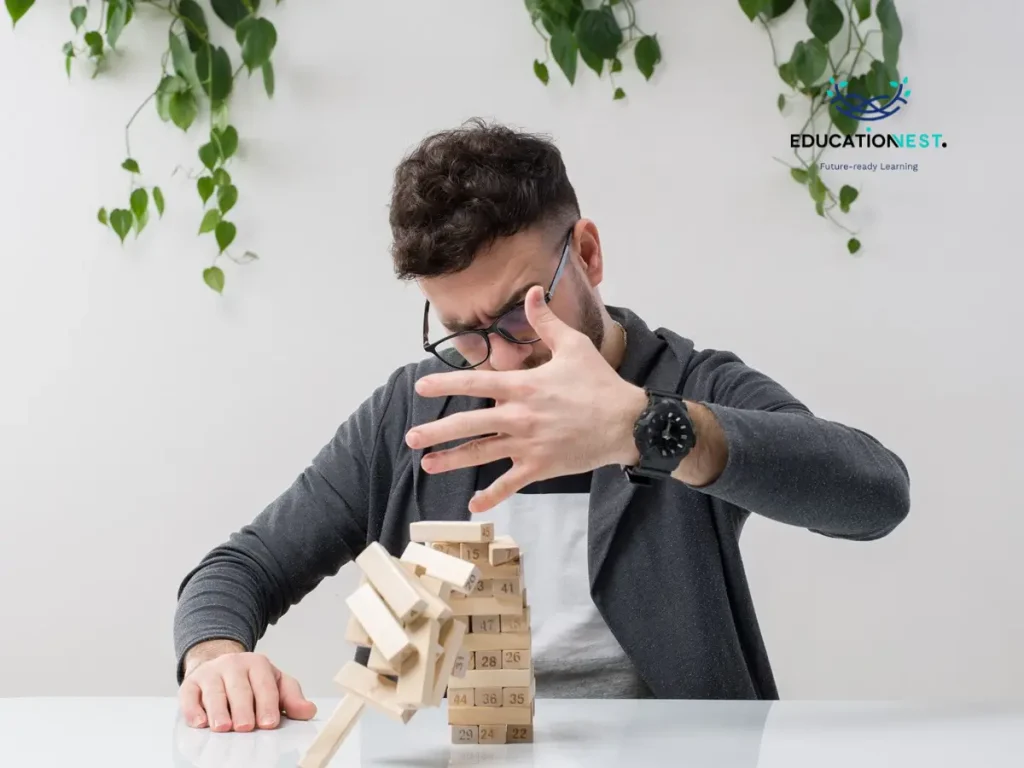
[640,406,693,456]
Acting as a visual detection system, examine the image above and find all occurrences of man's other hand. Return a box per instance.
[179,640,317,731]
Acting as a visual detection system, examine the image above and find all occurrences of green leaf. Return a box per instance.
[197,176,215,204]
[839,184,858,212]
[807,164,827,204]
[195,45,233,104]
[122,158,140,174]
[579,43,603,76]
[261,60,275,97]
[791,39,827,87]
[65,51,73,78]
[777,93,785,112]
[213,125,239,159]
[238,251,258,263]
[218,184,238,214]
[211,100,230,132]
[853,0,870,21]
[98,207,108,225]
[169,30,201,93]
[153,187,165,217]
[738,0,765,21]
[828,101,858,135]
[84,30,103,57]
[634,35,660,81]
[5,0,34,26]
[215,220,237,253]
[213,168,232,187]
[130,188,148,221]
[847,237,861,254]
[574,8,622,59]
[866,59,899,99]
[203,266,225,294]
[790,168,809,184]
[211,0,258,29]
[105,0,128,49]
[155,74,186,121]
[876,0,902,67]
[764,0,796,18]
[198,142,220,170]
[199,209,222,233]
[550,24,578,85]
[533,59,549,84]
[613,87,625,100]
[815,200,824,217]
[168,90,198,131]
[807,0,844,43]
[134,206,149,236]
[778,62,797,88]
[70,5,86,29]
[177,0,208,52]
[109,209,133,243]
[240,17,277,72]
[611,57,622,73]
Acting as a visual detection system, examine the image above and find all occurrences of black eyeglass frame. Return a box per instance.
[421,224,576,370]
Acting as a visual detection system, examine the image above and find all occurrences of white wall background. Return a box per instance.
[1,0,1021,700]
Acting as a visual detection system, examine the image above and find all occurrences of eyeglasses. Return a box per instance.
[422,225,575,370]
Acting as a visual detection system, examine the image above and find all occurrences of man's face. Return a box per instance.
[419,223,605,372]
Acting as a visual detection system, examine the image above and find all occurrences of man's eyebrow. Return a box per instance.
[441,283,540,333]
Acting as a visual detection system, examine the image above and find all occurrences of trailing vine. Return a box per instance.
[6,0,279,294]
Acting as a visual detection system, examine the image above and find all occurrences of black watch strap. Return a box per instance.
[623,388,692,486]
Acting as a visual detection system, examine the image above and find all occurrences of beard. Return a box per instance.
[522,284,605,369]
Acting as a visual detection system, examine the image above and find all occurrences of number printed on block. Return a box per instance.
[449,689,472,707]
[452,725,479,745]
[430,542,460,557]
[502,649,530,669]
[500,611,527,633]
[475,687,501,707]
[472,615,500,634]
[503,687,529,707]
[476,651,501,670]
[478,724,507,744]
[508,724,533,743]
[492,578,520,597]
[460,543,486,564]
[473,578,492,596]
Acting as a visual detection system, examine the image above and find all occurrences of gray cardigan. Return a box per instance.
[173,304,911,698]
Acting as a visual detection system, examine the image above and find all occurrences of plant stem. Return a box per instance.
[125,89,158,160]
[759,17,780,68]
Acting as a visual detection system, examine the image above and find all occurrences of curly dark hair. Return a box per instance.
[388,118,581,280]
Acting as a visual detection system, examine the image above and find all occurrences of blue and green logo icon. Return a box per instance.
[827,75,911,121]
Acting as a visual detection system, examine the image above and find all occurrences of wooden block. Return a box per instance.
[418,574,453,602]
[488,535,519,566]
[397,562,453,622]
[471,615,500,634]
[461,631,530,652]
[448,706,533,726]
[345,583,413,666]
[450,649,469,678]
[475,687,501,707]
[502,687,531,707]
[355,542,427,624]
[468,651,476,669]
[459,543,487,565]
[410,521,494,543]
[478,724,507,744]
[430,542,461,557]
[500,607,530,633]
[451,725,479,744]
[491,578,521,598]
[297,694,364,768]
[400,542,480,593]
[396,614,441,707]
[460,668,532,688]
[448,688,473,707]
[508,724,534,743]
[470,578,492,596]
[476,561,522,580]
[333,662,415,723]
[502,649,530,669]
[344,614,372,647]
[475,650,501,671]
[366,644,403,676]
[452,595,523,616]
[429,617,468,706]
[398,561,427,578]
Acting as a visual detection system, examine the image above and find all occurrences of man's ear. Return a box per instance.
[575,218,604,288]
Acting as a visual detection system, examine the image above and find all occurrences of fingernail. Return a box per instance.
[261,716,276,726]
[192,715,206,727]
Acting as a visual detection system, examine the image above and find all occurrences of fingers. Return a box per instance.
[279,674,318,721]
[414,368,517,402]
[248,660,282,729]
[523,284,574,349]
[179,679,208,728]
[198,676,233,733]
[469,462,536,514]
[407,407,519,450]
[223,660,257,732]
[421,434,512,474]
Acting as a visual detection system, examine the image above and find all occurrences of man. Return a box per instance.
[174,119,911,733]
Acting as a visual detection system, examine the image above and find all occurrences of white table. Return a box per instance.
[2,697,1022,767]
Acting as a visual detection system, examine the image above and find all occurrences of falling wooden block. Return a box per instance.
[400,542,480,593]
[451,725,479,744]
[410,521,494,543]
[297,694,364,768]
[419,574,453,602]
[398,561,454,622]
[450,649,469,678]
[478,724,508,744]
[488,535,519,566]
[429,617,468,706]
[344,614,372,647]
[395,614,441,707]
[345,583,413,666]
[448,706,533,726]
[356,542,427,624]
[334,662,416,723]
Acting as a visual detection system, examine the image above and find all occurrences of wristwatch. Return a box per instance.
[624,388,697,485]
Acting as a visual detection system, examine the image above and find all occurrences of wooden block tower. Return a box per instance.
[408,521,534,745]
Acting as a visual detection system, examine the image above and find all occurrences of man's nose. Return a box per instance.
[487,334,532,371]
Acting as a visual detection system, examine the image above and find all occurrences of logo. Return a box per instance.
[827,75,911,121]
